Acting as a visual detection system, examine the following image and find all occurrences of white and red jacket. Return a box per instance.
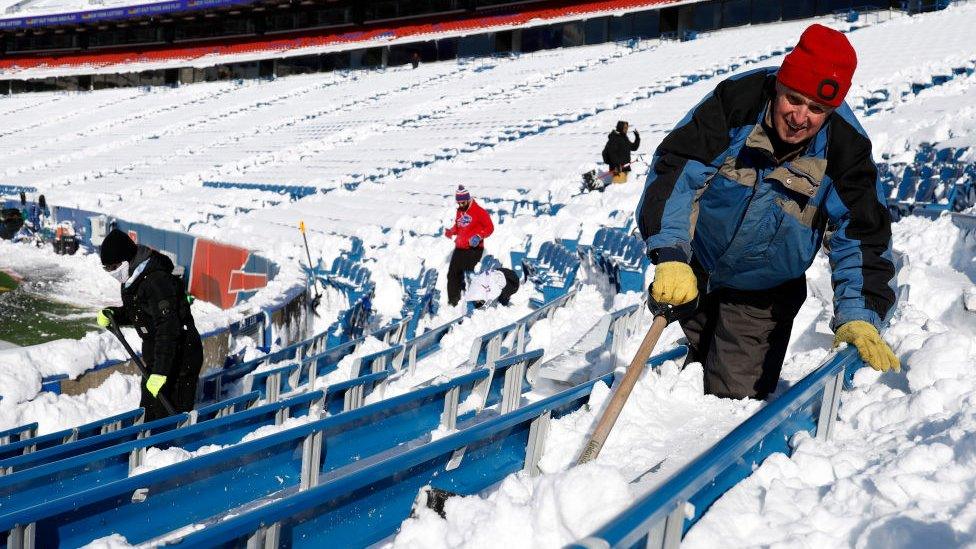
[445,200,493,249]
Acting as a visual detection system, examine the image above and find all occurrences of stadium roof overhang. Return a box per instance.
[0,0,341,34]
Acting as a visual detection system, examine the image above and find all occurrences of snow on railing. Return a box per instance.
[467,290,577,367]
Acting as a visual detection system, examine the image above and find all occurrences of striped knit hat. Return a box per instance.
[455,185,471,202]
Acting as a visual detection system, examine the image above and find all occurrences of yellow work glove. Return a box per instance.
[96,308,114,328]
[651,262,698,305]
[833,321,900,373]
[146,374,167,398]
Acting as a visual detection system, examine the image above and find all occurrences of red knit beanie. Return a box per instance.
[778,24,857,108]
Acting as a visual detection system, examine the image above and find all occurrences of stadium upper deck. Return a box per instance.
[0,0,914,91]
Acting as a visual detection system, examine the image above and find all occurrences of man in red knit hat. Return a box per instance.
[636,24,899,399]
[445,185,494,306]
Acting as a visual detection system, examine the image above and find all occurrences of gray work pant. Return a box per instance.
[680,262,807,400]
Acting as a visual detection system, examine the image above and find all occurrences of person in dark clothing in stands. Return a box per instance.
[463,267,520,308]
[444,185,494,307]
[602,120,641,184]
[637,24,899,401]
[96,229,203,421]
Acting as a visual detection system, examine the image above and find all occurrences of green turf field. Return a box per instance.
[0,268,97,347]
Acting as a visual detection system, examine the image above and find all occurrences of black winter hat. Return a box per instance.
[100,229,137,266]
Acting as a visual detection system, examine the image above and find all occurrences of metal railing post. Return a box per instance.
[299,431,323,490]
[7,522,36,549]
[816,370,845,441]
[441,386,460,431]
[523,411,551,477]
[246,521,281,549]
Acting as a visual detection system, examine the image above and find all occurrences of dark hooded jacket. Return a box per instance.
[109,245,201,377]
[602,130,641,172]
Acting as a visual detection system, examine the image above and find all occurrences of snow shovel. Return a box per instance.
[298,220,323,315]
[106,320,177,416]
[576,315,668,464]
[576,295,697,465]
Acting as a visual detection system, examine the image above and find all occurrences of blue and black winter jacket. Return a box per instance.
[636,68,895,330]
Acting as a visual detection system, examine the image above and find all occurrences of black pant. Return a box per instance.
[140,331,204,421]
[680,261,806,400]
[497,267,520,306]
[447,247,484,306]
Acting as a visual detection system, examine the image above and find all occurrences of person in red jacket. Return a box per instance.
[445,185,494,306]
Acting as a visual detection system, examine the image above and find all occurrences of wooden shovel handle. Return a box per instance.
[577,315,668,465]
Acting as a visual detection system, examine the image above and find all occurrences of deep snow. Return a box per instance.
[0,4,974,547]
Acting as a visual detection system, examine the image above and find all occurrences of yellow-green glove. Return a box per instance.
[834,321,900,373]
[146,374,167,397]
[96,308,114,328]
[651,262,698,305]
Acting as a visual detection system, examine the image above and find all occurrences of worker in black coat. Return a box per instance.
[96,229,203,421]
[602,120,641,184]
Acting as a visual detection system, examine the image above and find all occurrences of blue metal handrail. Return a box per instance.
[574,347,862,548]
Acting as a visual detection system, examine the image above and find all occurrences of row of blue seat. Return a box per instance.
[1,310,470,485]
[265,289,577,411]
[586,226,649,293]
[0,408,145,462]
[880,143,975,218]
[0,392,262,476]
[480,196,565,225]
[164,337,688,548]
[572,347,864,548]
[858,62,974,116]
[399,267,440,339]
[518,241,581,307]
[202,181,319,201]
[467,289,577,367]
[0,350,544,547]
[198,317,409,404]
[168,354,592,548]
[243,314,466,403]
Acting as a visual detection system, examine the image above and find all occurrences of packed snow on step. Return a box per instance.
[387,248,834,548]
[0,372,142,436]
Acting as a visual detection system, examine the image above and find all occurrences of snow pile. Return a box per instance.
[0,332,134,408]
[80,534,134,549]
[390,357,762,548]
[0,372,140,434]
[682,215,976,547]
[396,463,634,548]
